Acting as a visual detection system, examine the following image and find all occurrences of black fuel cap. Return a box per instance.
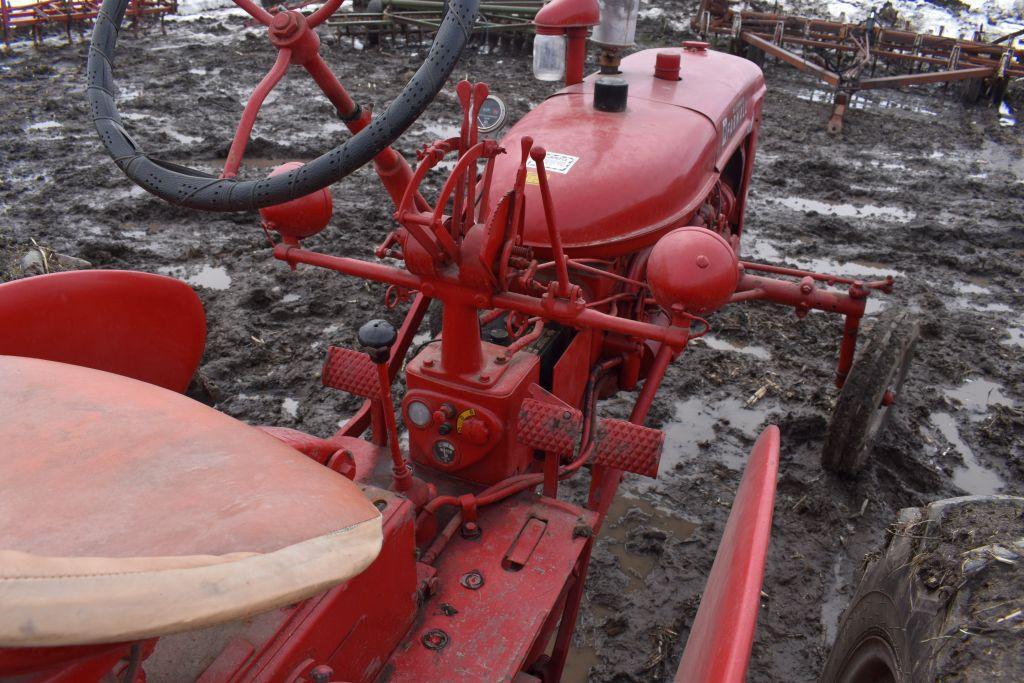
[593,76,628,113]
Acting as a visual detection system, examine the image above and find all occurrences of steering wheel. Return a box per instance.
[87,0,479,212]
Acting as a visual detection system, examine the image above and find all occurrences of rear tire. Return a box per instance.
[822,308,919,475]
[822,495,1024,682]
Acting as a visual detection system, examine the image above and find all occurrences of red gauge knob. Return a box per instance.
[433,403,456,425]
[460,418,490,446]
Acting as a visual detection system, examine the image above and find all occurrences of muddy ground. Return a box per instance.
[2,1,1023,680]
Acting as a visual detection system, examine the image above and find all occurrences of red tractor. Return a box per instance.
[6,0,1015,681]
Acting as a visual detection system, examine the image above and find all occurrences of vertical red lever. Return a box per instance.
[530,147,570,299]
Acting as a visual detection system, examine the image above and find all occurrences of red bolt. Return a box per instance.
[695,254,710,269]
[271,11,300,38]
[881,390,896,406]
[479,374,490,383]
[423,358,434,368]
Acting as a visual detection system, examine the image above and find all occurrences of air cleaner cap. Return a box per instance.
[593,76,628,112]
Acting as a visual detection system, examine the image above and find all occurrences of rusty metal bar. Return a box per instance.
[857,65,994,90]
[741,31,841,87]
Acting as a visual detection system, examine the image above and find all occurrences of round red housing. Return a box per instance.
[646,227,739,315]
[258,162,333,242]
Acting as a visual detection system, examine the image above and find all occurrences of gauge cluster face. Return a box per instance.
[476,95,508,134]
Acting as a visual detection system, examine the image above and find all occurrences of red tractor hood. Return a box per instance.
[487,47,765,258]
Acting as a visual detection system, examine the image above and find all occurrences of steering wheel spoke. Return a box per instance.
[304,53,361,122]
[232,0,274,26]
[222,48,292,179]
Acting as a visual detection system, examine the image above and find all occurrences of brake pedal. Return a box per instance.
[322,346,380,399]
[516,397,583,457]
[593,418,664,479]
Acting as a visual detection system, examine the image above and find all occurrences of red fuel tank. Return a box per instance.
[487,47,765,258]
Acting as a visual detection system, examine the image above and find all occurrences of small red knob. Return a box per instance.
[654,51,681,81]
[460,418,489,445]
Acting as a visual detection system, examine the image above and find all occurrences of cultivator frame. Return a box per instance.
[693,0,1024,131]
[327,0,540,50]
[0,0,174,46]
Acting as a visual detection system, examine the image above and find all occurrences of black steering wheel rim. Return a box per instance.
[86,0,479,212]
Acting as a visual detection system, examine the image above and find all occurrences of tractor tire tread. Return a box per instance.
[822,495,1024,682]
[821,308,919,475]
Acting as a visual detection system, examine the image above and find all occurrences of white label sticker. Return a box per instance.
[526,151,579,175]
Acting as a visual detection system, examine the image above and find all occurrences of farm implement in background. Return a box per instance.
[692,0,1024,131]
[326,0,542,51]
[0,0,174,47]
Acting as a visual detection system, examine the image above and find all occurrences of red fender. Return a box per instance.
[0,270,205,393]
[675,425,781,683]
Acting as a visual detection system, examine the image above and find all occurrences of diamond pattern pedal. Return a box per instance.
[516,398,583,457]
[593,419,664,478]
[322,346,381,399]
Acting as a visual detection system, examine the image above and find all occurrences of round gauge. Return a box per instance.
[476,95,508,134]
[432,439,456,465]
[407,400,432,428]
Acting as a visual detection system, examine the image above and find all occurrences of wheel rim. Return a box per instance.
[864,335,917,447]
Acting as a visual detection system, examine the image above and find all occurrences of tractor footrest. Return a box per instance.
[322,346,380,400]
[516,398,583,457]
[593,418,664,479]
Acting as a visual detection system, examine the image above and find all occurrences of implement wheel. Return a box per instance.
[822,495,1024,682]
[821,309,919,475]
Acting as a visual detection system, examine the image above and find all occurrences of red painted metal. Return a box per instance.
[533,0,599,31]
[8,10,909,679]
[486,48,766,257]
[647,226,739,315]
[383,491,597,680]
[0,270,205,392]
[257,162,334,241]
[592,417,664,478]
[516,397,583,456]
[675,425,781,683]
[322,345,381,398]
[405,341,540,484]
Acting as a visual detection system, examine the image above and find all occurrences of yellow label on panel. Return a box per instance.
[525,171,540,186]
[456,409,476,433]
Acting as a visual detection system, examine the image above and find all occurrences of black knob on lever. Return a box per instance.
[358,319,397,363]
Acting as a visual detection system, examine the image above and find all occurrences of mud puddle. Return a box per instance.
[925,377,1016,495]
[770,196,915,223]
[697,335,772,360]
[658,396,772,474]
[565,493,697,682]
[158,264,233,290]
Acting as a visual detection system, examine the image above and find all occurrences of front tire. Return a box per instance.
[822,308,919,475]
[822,495,1024,682]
